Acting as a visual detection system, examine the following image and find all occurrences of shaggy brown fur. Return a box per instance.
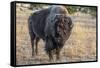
[28,5,73,61]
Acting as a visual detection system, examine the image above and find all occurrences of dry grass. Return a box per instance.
[16,6,97,65]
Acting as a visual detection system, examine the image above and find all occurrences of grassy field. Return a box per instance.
[16,6,97,65]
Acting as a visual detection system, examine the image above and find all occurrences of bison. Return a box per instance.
[28,5,73,61]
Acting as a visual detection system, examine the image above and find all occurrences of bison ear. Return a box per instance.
[52,15,58,24]
[53,14,62,23]
[65,17,72,24]
[65,16,70,22]
[68,17,73,29]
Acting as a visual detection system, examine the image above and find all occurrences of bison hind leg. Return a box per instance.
[35,37,40,55]
[30,33,35,57]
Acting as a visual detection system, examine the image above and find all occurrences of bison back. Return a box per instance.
[28,8,50,39]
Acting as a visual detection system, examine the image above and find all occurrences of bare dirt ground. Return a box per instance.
[16,6,97,65]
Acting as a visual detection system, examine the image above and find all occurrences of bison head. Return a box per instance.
[53,14,73,48]
[54,14,73,33]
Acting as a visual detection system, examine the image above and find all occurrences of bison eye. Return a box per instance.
[68,22,70,25]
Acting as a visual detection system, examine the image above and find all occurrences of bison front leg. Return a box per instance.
[56,48,60,60]
[45,37,54,61]
[47,50,53,61]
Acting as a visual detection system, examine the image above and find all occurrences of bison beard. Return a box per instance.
[28,6,73,61]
